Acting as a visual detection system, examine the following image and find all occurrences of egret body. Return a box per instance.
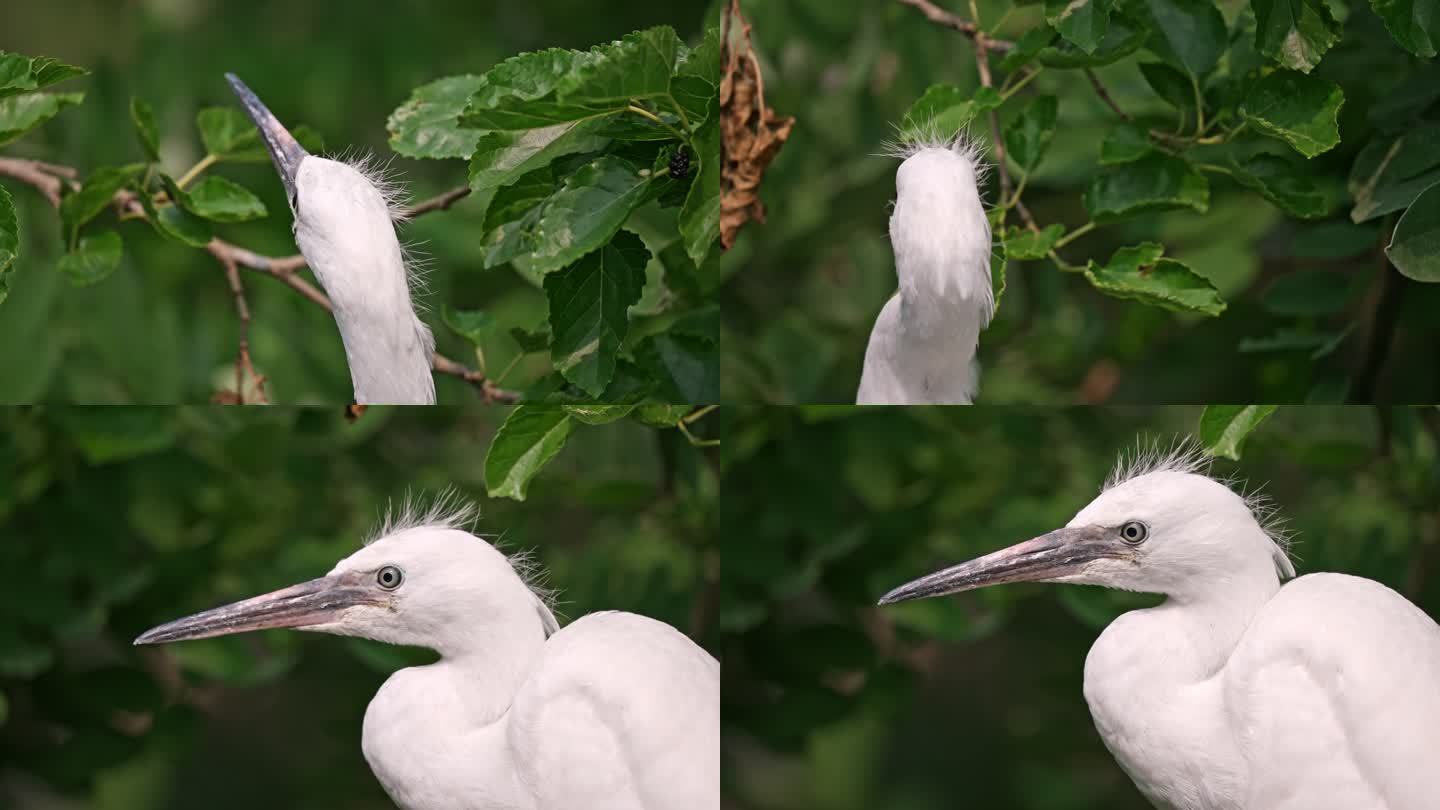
[227,74,436,404]
[879,445,1440,810]
[136,500,719,810]
[857,134,993,405]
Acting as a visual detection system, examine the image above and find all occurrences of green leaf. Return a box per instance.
[178,176,268,222]
[27,57,88,91]
[1003,95,1058,173]
[1232,154,1329,218]
[520,155,654,275]
[632,403,691,427]
[59,163,147,236]
[1100,120,1154,164]
[484,405,575,501]
[1083,152,1208,222]
[1386,182,1440,282]
[1084,242,1226,315]
[1142,0,1227,77]
[1238,327,1350,358]
[480,167,556,269]
[0,91,83,146]
[57,230,123,286]
[1348,126,1440,222]
[467,120,610,193]
[1263,269,1357,314]
[1038,15,1146,66]
[1046,0,1112,53]
[442,305,496,345]
[635,332,719,403]
[138,185,214,247]
[899,84,1001,138]
[563,403,638,425]
[197,107,266,161]
[0,52,87,100]
[1000,28,1058,71]
[1253,0,1341,72]
[679,112,721,266]
[672,27,722,127]
[459,49,593,130]
[1240,70,1343,158]
[544,231,650,396]
[130,97,160,162]
[991,241,1008,312]
[511,326,552,352]
[1370,0,1439,57]
[0,184,16,305]
[556,26,681,107]
[1003,223,1066,259]
[1199,405,1277,459]
[1138,62,1195,113]
[387,74,486,159]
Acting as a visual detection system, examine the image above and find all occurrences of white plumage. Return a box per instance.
[880,443,1440,810]
[136,500,719,810]
[227,74,435,404]
[857,132,993,405]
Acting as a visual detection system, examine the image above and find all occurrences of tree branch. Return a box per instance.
[894,0,1013,50]
[0,158,517,403]
[1085,68,1131,121]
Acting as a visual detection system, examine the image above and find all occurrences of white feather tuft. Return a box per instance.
[1106,436,1297,580]
[878,120,992,189]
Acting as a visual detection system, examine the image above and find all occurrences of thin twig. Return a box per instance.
[213,246,268,404]
[1085,69,1131,121]
[0,159,516,403]
[1350,221,1407,403]
[894,0,1013,50]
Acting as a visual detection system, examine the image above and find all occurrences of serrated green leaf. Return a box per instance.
[139,185,214,247]
[1349,126,1440,222]
[480,168,555,269]
[1084,242,1225,314]
[991,241,1008,312]
[130,97,160,161]
[1253,0,1341,72]
[0,184,16,305]
[197,107,266,161]
[442,305,496,346]
[1199,405,1277,459]
[1370,0,1439,57]
[635,331,718,403]
[544,231,650,396]
[0,52,87,100]
[1386,182,1440,282]
[1003,95,1058,173]
[467,120,610,193]
[1003,223,1066,259]
[1038,15,1147,67]
[557,26,681,106]
[672,26,721,127]
[519,155,654,275]
[387,74,485,159]
[57,230,123,286]
[1000,28,1058,71]
[1100,120,1154,164]
[484,405,574,501]
[0,91,83,146]
[1138,62,1195,112]
[1083,152,1208,222]
[1143,0,1227,77]
[177,176,268,222]
[563,404,638,425]
[1263,269,1357,314]
[1240,70,1343,158]
[59,163,147,235]
[459,49,594,130]
[1046,0,1111,54]
[680,112,721,267]
[27,57,87,90]
[1232,154,1329,218]
[899,84,1000,138]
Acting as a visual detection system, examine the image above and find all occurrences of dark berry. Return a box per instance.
[669,148,690,180]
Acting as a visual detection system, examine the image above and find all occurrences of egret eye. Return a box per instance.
[1119,521,1149,545]
[376,565,404,590]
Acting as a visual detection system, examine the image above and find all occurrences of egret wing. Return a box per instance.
[508,611,719,810]
[1225,573,1440,810]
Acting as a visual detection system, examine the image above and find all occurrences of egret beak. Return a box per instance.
[225,72,308,201]
[877,525,1124,605]
[134,573,384,645]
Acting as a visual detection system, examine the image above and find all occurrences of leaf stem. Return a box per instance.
[1052,221,1095,248]
[175,154,217,190]
[1000,67,1039,99]
[1191,77,1205,137]
[683,404,718,424]
[1195,162,1234,176]
[676,417,719,447]
[627,103,691,146]
[1005,171,1029,208]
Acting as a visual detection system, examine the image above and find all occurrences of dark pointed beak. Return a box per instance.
[877,525,1125,606]
[225,72,308,200]
[134,573,386,645]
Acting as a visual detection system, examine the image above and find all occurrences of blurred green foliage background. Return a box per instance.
[0,0,709,403]
[721,405,1440,809]
[0,405,717,808]
[720,0,1440,403]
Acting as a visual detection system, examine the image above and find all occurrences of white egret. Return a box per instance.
[878,443,1440,810]
[857,130,993,405]
[135,498,719,810]
[227,74,436,404]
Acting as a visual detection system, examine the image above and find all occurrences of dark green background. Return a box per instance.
[0,405,717,808]
[721,405,1440,809]
[0,0,710,404]
[719,0,1440,404]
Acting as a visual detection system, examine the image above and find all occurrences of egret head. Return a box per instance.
[135,497,559,656]
[883,125,988,211]
[878,442,1295,606]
